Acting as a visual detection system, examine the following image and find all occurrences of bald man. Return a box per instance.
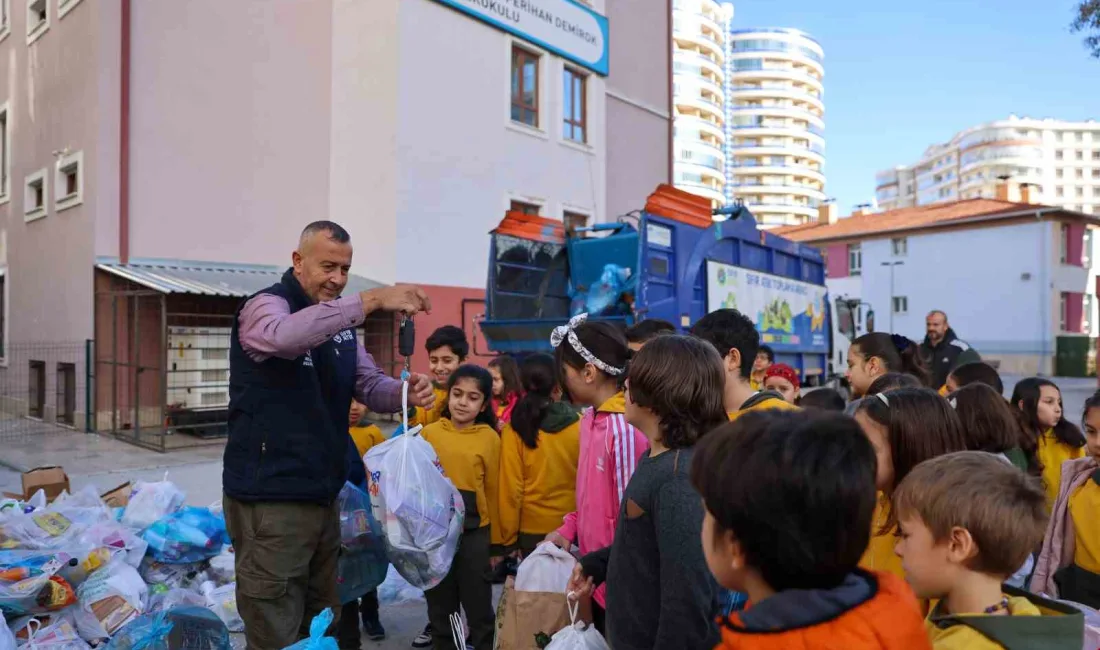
[920,310,980,389]
[223,221,435,650]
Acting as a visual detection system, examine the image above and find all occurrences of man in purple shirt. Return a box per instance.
[222,221,435,650]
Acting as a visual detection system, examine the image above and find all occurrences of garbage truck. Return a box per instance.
[477,184,862,385]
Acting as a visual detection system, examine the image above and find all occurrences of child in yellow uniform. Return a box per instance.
[1033,390,1100,609]
[348,399,387,458]
[893,452,1083,649]
[498,354,580,556]
[420,365,499,650]
[853,388,966,607]
[409,326,468,429]
[1011,378,1087,508]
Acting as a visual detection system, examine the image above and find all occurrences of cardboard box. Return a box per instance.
[2,466,70,503]
[100,482,132,508]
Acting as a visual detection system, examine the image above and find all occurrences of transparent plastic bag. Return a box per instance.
[73,560,147,642]
[582,264,632,317]
[77,523,148,571]
[376,566,423,606]
[281,608,337,650]
[205,550,235,586]
[139,558,204,590]
[364,432,464,590]
[8,610,90,650]
[0,552,77,617]
[1,610,16,650]
[142,508,229,564]
[121,479,185,531]
[336,482,388,603]
[200,582,242,633]
[544,601,610,650]
[146,585,206,614]
[104,607,230,650]
[514,543,577,593]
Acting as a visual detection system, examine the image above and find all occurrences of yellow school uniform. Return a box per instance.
[349,424,387,458]
[924,597,1041,650]
[1070,477,1100,574]
[859,494,932,616]
[497,403,581,549]
[727,394,799,421]
[421,418,501,539]
[1038,429,1086,509]
[410,383,448,429]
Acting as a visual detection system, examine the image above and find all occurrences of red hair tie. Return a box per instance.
[764,363,801,390]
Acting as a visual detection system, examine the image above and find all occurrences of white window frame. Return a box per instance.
[0,0,11,43]
[891,237,908,257]
[26,0,48,45]
[0,101,9,206]
[58,0,81,19]
[847,243,862,276]
[24,167,47,222]
[54,150,83,211]
[892,296,908,314]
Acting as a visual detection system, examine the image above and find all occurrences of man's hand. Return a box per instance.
[361,285,431,316]
[407,373,436,409]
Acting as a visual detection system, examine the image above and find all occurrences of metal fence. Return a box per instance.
[0,341,91,442]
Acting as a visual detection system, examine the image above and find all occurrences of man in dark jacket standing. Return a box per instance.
[223,221,436,650]
[920,310,981,389]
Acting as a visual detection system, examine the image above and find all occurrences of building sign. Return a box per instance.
[706,261,830,353]
[431,0,610,76]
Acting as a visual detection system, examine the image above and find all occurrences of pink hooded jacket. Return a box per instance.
[556,392,649,606]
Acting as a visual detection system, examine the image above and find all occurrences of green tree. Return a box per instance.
[1072,0,1100,58]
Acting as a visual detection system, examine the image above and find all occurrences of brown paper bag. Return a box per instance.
[494,576,572,650]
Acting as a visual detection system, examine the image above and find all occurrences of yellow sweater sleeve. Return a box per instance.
[497,425,526,549]
[485,428,503,548]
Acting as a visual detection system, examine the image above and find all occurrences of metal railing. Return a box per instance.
[0,341,91,442]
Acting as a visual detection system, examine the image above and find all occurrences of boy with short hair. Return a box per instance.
[690,310,795,419]
[694,410,931,649]
[410,325,469,429]
[893,451,1083,649]
[750,344,774,390]
[624,319,676,352]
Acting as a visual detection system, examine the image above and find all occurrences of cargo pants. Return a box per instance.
[224,495,341,650]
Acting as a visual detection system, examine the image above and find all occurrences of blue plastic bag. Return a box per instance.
[580,264,633,316]
[282,608,338,650]
[142,508,229,564]
[105,607,230,650]
[336,482,388,603]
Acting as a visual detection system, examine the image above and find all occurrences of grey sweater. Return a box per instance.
[581,447,719,650]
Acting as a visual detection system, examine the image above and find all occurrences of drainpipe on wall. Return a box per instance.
[119,0,131,265]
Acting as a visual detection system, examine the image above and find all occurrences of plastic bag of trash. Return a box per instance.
[376,565,423,605]
[143,508,229,564]
[206,549,234,586]
[77,522,148,570]
[543,600,610,650]
[364,432,464,590]
[139,558,204,590]
[0,552,77,617]
[282,608,337,650]
[8,610,91,650]
[121,479,185,531]
[105,607,230,650]
[73,559,147,642]
[200,582,242,633]
[1,610,16,650]
[0,488,111,551]
[146,584,206,614]
[582,264,632,317]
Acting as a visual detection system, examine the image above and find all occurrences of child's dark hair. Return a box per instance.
[856,387,966,532]
[1084,390,1100,424]
[442,364,497,429]
[624,319,676,345]
[948,361,1003,394]
[627,335,728,449]
[425,325,469,360]
[866,372,922,396]
[1010,377,1085,451]
[488,355,523,398]
[796,388,846,412]
[758,345,775,363]
[554,320,631,387]
[689,309,758,380]
[509,354,557,449]
[851,333,931,387]
[948,384,1025,456]
[692,410,877,592]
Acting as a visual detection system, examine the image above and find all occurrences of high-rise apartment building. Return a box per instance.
[875,116,1100,214]
[671,0,731,206]
[724,27,825,228]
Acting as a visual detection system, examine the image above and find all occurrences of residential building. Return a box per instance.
[671,0,730,206]
[725,27,825,228]
[778,184,1100,376]
[0,0,669,445]
[876,115,1100,215]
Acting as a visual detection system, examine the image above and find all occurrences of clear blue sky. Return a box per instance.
[726,0,1100,213]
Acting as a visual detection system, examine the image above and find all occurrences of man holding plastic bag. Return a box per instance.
[222,221,435,650]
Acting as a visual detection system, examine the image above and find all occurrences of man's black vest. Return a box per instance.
[222,269,358,504]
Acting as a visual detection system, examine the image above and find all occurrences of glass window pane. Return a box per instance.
[523,61,536,106]
[563,74,573,120]
[573,78,583,120]
[512,105,522,122]
[511,64,520,101]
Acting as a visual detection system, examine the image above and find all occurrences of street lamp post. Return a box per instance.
[881,261,905,332]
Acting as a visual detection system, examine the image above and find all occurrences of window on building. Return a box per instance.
[1087,294,1096,332]
[58,0,81,19]
[1078,169,1086,179]
[510,200,540,215]
[28,359,45,419]
[1061,223,1070,264]
[1078,151,1086,161]
[1056,150,1064,160]
[1093,169,1100,179]
[0,0,10,41]
[563,211,588,235]
[1061,292,1069,332]
[510,46,539,128]
[56,362,75,426]
[563,67,587,143]
[1057,169,1065,179]
[26,0,47,43]
[1094,151,1100,161]
[891,237,907,256]
[24,168,47,222]
[1057,186,1065,198]
[1079,187,1086,198]
[1086,229,1095,267]
[892,296,908,314]
[0,103,8,202]
[848,243,862,276]
[54,151,82,211]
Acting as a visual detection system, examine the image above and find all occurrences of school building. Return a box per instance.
[777,183,1100,376]
[0,0,671,449]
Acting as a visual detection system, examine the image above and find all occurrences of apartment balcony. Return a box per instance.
[673,28,723,61]
[673,48,724,81]
[677,74,725,101]
[729,66,823,90]
[729,105,824,127]
[730,165,825,184]
[676,95,724,121]
[674,113,725,143]
[729,86,824,112]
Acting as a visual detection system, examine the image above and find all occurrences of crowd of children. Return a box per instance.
[339,309,1099,650]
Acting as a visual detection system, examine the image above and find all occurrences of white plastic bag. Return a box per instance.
[73,560,147,642]
[514,543,577,593]
[200,582,243,633]
[1,610,16,650]
[77,522,148,570]
[376,566,424,605]
[9,611,91,650]
[121,478,185,531]
[544,601,609,650]
[206,549,235,586]
[365,430,465,590]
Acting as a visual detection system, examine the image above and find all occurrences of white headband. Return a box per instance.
[550,313,625,376]
[876,393,889,407]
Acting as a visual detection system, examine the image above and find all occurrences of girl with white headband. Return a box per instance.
[544,314,649,632]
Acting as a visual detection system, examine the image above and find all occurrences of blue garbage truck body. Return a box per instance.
[478,185,834,383]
